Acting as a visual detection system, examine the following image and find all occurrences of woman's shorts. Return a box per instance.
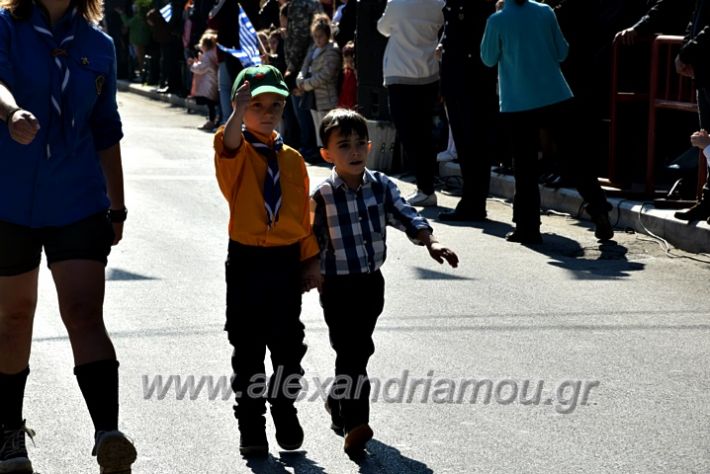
[0,212,115,276]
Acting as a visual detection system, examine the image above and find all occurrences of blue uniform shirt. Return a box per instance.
[0,6,123,227]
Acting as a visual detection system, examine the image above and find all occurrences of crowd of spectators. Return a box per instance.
[103,0,710,222]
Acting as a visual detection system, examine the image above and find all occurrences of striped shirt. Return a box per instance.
[312,168,432,276]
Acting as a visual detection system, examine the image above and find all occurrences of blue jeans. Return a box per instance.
[291,94,317,159]
[218,61,233,126]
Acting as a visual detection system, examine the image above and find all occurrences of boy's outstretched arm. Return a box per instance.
[415,229,459,268]
[223,80,251,150]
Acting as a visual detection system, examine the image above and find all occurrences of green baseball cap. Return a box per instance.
[231,64,289,100]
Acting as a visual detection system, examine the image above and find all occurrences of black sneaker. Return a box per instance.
[238,416,268,456]
[591,212,614,241]
[343,423,373,456]
[505,229,543,244]
[270,405,304,451]
[674,201,710,221]
[437,210,487,222]
[92,430,137,474]
[0,421,34,474]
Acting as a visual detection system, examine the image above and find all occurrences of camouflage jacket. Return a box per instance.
[284,0,323,74]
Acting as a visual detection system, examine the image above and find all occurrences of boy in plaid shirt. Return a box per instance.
[311,108,459,456]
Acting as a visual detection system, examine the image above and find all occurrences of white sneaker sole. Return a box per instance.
[96,432,137,474]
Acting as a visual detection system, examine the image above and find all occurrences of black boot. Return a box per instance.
[238,415,268,456]
[270,404,303,450]
[674,201,710,221]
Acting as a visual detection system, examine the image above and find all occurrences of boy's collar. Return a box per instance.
[330,167,375,189]
[243,128,277,146]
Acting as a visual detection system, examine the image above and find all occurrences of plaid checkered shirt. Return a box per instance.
[312,168,433,276]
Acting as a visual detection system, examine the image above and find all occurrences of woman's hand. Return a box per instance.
[8,109,40,145]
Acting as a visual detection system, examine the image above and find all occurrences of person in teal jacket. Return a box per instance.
[481,0,614,244]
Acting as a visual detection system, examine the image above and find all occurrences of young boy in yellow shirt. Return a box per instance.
[213,64,320,456]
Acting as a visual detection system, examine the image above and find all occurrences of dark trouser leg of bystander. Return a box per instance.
[445,90,496,216]
[506,109,542,233]
[548,99,613,239]
[388,83,439,196]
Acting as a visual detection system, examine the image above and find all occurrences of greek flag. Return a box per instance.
[159,3,172,22]
[217,5,262,68]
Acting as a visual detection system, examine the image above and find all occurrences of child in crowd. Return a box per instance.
[263,28,287,75]
[188,30,220,130]
[311,108,459,456]
[296,13,341,147]
[213,64,321,456]
[336,40,357,110]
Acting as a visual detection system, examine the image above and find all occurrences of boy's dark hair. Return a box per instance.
[319,108,369,148]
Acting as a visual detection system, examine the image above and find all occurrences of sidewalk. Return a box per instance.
[118,80,710,254]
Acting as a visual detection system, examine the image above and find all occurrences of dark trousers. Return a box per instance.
[225,241,306,420]
[194,96,218,122]
[504,98,611,231]
[160,39,183,92]
[697,87,710,201]
[444,86,498,215]
[320,271,384,432]
[388,82,439,195]
[291,94,317,159]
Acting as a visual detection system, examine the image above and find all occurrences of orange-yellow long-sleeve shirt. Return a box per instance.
[213,127,319,261]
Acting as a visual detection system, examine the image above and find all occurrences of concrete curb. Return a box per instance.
[118,80,710,254]
[487,166,710,254]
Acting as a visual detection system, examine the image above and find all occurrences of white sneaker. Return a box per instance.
[406,190,437,207]
[436,150,457,162]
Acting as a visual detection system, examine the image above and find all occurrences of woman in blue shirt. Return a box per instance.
[481,0,613,244]
[0,0,136,471]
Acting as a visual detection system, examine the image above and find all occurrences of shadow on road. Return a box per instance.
[243,450,326,474]
[354,439,433,474]
[434,216,643,279]
[527,235,644,279]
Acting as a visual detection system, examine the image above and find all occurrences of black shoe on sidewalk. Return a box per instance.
[270,405,304,451]
[438,210,487,222]
[505,229,543,244]
[591,212,614,241]
[674,201,710,221]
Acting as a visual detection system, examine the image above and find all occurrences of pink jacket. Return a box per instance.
[190,48,219,101]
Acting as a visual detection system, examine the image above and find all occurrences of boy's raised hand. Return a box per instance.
[427,243,459,268]
[232,80,252,115]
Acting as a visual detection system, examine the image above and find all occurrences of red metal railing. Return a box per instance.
[609,35,705,198]
[645,35,698,195]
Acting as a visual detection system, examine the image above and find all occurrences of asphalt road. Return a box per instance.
[24,92,710,474]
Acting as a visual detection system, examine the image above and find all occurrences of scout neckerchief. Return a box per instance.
[31,3,80,159]
[243,128,284,227]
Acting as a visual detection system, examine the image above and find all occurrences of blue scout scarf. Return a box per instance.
[31,3,80,159]
[242,128,284,227]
